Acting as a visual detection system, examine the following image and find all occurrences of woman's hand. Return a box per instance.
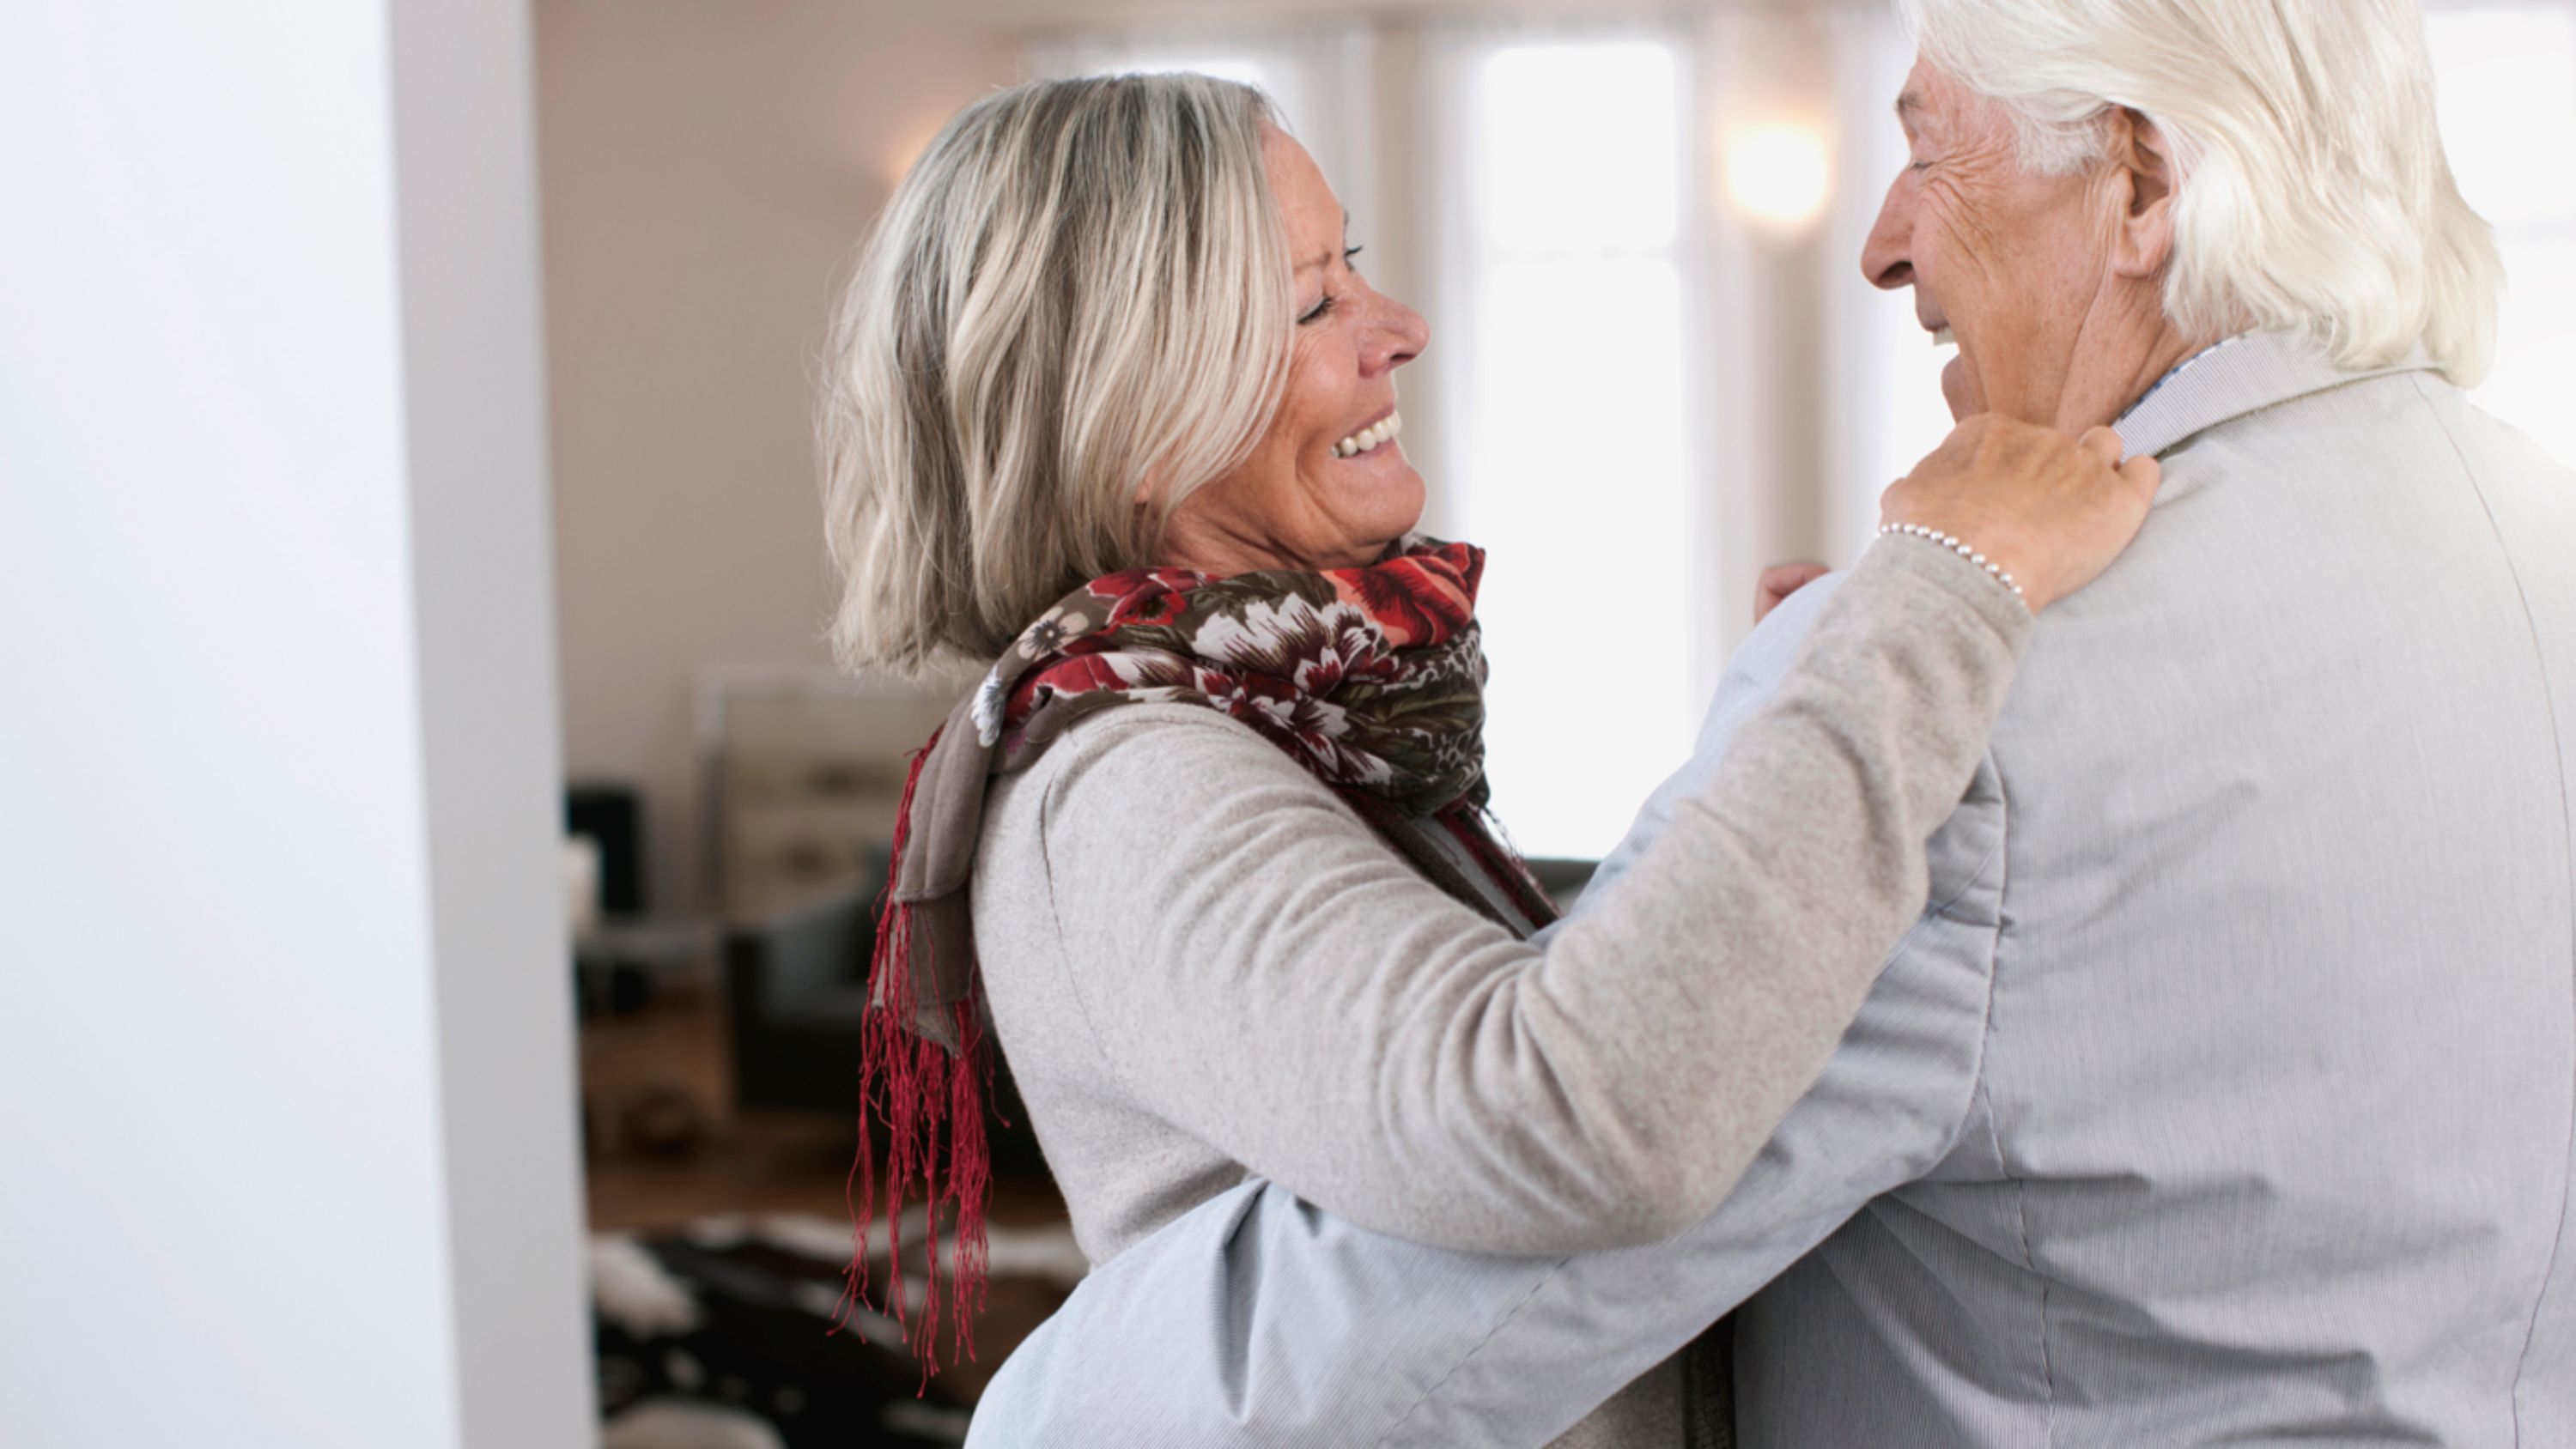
[1880,418,2162,614]
[1755,563,1832,626]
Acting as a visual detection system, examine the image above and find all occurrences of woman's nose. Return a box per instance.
[1373,294,1429,373]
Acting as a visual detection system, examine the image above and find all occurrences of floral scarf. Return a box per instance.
[843,537,1558,1368]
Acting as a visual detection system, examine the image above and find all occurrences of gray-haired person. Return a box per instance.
[963,1,2576,1444]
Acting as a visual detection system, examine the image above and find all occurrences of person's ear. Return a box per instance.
[2108,107,2177,281]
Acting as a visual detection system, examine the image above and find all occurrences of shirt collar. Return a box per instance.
[2112,329,2443,461]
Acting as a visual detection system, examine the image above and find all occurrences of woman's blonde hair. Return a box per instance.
[819,73,1292,672]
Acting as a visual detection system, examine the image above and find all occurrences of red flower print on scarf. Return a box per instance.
[1086,567,1204,627]
[984,538,1486,803]
[1191,598,1405,698]
[1332,543,1479,648]
[1291,606,1406,695]
[1203,671,1388,785]
[1104,582,1188,628]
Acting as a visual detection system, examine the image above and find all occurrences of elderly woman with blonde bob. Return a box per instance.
[817,71,2155,1416]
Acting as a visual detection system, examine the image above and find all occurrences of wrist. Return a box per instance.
[1876,522,2036,613]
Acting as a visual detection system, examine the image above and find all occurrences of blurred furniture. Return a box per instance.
[568,783,650,916]
[601,1402,785,1449]
[568,780,720,1016]
[698,669,969,918]
[577,909,728,1159]
[722,882,881,1118]
[563,834,605,938]
[722,875,1044,1178]
[592,1212,1084,1446]
[1525,857,1599,915]
[579,917,723,1017]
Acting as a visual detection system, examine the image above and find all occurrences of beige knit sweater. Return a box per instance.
[969,540,2033,1445]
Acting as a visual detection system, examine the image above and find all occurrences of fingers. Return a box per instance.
[1753,561,1832,625]
[2077,426,2125,470]
[2118,452,2163,501]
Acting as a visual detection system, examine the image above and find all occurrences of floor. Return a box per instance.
[578,979,1072,1403]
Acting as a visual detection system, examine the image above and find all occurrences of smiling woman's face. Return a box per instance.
[1160,125,1431,576]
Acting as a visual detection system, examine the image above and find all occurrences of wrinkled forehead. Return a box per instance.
[1893,58,1991,141]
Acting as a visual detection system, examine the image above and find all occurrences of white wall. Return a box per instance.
[392,0,598,1444]
[536,1,1023,914]
[0,3,589,1445]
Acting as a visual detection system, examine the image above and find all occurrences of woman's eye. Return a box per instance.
[1298,246,1365,324]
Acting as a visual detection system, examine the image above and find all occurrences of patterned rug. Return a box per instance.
[592,1210,1085,1448]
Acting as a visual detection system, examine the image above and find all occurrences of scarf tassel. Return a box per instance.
[1439,806,1562,929]
[836,730,993,1380]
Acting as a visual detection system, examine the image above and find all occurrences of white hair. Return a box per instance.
[818,74,1291,672]
[1897,0,2503,385]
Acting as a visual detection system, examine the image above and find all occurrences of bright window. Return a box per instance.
[2428,2,2576,467]
[1830,15,1958,559]
[1446,39,1698,859]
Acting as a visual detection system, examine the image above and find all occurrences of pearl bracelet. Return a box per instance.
[1878,522,2026,602]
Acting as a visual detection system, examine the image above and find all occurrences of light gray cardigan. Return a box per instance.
[968,540,2031,1440]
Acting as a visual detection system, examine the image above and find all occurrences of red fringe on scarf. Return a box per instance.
[833,729,1546,1386]
[834,725,993,1382]
[1441,805,1564,928]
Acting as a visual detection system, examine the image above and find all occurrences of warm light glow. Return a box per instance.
[1724,121,1832,235]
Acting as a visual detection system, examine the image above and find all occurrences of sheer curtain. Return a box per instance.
[1824,5,1955,561]
[1418,21,1710,858]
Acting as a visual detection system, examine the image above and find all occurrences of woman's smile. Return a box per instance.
[1330,409,1403,459]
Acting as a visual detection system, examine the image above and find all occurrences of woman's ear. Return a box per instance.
[2108,107,2178,281]
[1133,468,1171,558]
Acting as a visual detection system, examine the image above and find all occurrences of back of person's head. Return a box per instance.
[1896,0,2503,385]
[820,73,1292,673]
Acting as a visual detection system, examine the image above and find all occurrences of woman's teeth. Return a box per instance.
[1932,326,1957,347]
[1332,410,1403,458]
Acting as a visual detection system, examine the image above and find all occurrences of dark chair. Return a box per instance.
[721,874,1045,1178]
[565,783,647,916]
[723,885,878,1117]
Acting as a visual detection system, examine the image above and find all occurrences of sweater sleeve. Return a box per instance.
[1026,537,2032,1255]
